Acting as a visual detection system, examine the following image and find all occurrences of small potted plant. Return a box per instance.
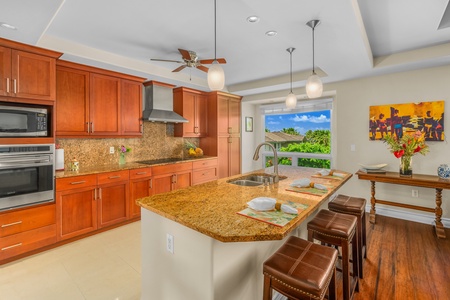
[118,145,131,164]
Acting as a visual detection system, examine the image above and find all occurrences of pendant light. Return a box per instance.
[305,20,323,99]
[285,47,297,109]
[207,0,225,90]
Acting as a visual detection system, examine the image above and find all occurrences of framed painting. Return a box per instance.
[245,117,253,132]
[369,100,445,141]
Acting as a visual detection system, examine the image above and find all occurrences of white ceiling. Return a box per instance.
[1,0,450,98]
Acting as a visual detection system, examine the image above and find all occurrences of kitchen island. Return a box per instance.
[137,166,352,300]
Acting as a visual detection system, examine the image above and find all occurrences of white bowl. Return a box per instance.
[359,163,388,170]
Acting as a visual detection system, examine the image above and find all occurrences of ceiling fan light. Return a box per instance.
[306,73,323,98]
[285,92,297,109]
[207,61,225,91]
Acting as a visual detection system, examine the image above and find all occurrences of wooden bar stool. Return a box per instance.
[328,194,367,279]
[263,236,338,300]
[307,209,359,300]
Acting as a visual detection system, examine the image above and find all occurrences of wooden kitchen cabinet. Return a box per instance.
[55,174,98,241]
[0,38,62,100]
[97,170,130,228]
[152,162,192,195]
[173,87,208,137]
[0,204,56,261]
[192,158,218,185]
[55,60,145,138]
[129,167,153,219]
[200,92,242,179]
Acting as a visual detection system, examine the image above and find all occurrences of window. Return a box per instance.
[261,98,332,169]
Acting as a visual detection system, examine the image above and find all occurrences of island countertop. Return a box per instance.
[137,166,352,242]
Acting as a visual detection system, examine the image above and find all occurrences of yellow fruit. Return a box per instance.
[189,148,196,156]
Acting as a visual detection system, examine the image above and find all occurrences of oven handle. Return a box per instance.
[0,161,53,169]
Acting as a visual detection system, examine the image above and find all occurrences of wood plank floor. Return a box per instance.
[340,214,450,300]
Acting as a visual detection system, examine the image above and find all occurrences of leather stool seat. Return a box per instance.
[263,236,338,300]
[328,194,367,279]
[308,209,359,300]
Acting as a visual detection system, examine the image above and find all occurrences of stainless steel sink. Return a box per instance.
[227,173,287,186]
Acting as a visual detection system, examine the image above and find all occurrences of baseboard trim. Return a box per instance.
[366,204,450,227]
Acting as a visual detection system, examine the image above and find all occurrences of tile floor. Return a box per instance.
[0,221,141,300]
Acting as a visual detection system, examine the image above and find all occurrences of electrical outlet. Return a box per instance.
[166,234,174,254]
[412,190,419,198]
[109,146,115,154]
[350,144,356,152]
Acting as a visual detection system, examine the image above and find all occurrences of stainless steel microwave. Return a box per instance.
[0,105,48,137]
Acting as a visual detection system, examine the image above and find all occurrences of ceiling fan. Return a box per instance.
[151,48,226,73]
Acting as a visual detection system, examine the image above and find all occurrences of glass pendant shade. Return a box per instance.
[207,60,225,91]
[306,73,323,98]
[285,92,297,109]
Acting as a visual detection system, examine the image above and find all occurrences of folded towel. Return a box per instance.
[247,197,298,214]
[316,169,345,177]
[290,178,327,190]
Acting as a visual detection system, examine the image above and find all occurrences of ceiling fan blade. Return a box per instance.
[196,65,209,72]
[151,58,184,63]
[199,58,227,64]
[178,49,193,61]
[172,65,187,72]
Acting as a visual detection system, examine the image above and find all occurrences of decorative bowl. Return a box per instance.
[437,164,450,179]
[359,163,388,170]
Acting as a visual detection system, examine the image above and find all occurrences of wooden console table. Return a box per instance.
[356,171,450,239]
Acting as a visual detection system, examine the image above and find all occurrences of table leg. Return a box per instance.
[369,181,376,224]
[435,188,446,239]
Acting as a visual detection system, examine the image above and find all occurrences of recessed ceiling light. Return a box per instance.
[265,30,277,37]
[246,16,260,23]
[0,22,17,30]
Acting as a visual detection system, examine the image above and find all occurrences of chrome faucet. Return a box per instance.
[253,142,279,183]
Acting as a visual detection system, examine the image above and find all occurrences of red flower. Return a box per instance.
[393,150,404,158]
[414,146,421,153]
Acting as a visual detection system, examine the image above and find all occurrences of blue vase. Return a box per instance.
[437,164,450,179]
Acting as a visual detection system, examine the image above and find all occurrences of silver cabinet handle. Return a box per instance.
[87,122,90,133]
[136,172,147,175]
[1,220,22,228]
[140,123,143,133]
[13,79,17,94]
[149,178,153,189]
[94,188,97,200]
[6,78,10,93]
[70,180,86,185]
[2,243,22,251]
[108,175,121,179]
[99,188,102,200]
[228,127,232,134]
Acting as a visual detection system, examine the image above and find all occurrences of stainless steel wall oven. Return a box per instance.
[0,144,55,211]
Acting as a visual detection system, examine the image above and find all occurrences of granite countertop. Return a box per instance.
[137,166,352,242]
[55,156,217,178]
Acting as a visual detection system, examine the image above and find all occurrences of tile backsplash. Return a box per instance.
[56,122,198,169]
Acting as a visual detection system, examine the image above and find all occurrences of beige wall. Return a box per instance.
[244,64,450,221]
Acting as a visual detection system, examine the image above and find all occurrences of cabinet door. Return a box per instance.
[56,66,90,136]
[90,73,120,135]
[121,79,143,136]
[97,181,129,228]
[153,173,173,195]
[11,50,56,100]
[229,136,241,176]
[56,187,97,241]
[228,98,241,134]
[0,46,11,96]
[174,170,192,190]
[195,94,208,136]
[217,95,230,136]
[130,177,153,218]
[217,136,230,179]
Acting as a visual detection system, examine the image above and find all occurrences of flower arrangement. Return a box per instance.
[383,130,429,158]
[118,145,131,154]
[383,130,429,176]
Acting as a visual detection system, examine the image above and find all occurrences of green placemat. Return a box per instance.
[237,201,309,227]
[285,186,329,196]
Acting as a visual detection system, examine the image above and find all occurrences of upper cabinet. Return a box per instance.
[173,87,208,137]
[56,60,145,138]
[0,38,62,101]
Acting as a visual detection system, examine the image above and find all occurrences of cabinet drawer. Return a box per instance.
[97,170,129,185]
[193,167,217,185]
[193,158,218,170]
[152,162,192,176]
[0,224,56,261]
[130,167,152,179]
[0,204,56,237]
[56,175,97,191]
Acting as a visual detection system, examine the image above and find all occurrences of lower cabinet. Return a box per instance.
[152,162,192,195]
[55,174,98,241]
[0,204,56,261]
[129,167,153,219]
[192,158,218,185]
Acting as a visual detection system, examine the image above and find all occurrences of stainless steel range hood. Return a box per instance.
[142,81,188,123]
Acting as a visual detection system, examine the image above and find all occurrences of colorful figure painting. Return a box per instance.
[369,101,445,141]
